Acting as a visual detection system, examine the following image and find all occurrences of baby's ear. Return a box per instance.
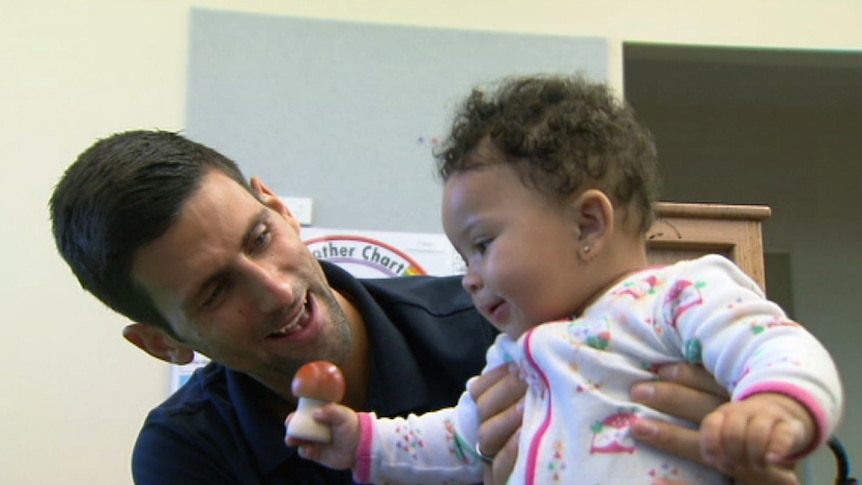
[122,323,195,365]
[572,190,614,260]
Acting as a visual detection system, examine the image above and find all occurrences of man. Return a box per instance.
[50,130,796,484]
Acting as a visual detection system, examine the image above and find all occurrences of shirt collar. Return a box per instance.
[226,261,431,476]
[320,261,430,414]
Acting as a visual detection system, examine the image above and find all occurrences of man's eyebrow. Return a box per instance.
[180,208,270,313]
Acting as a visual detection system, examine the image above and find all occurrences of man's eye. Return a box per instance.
[202,279,231,309]
[251,227,272,251]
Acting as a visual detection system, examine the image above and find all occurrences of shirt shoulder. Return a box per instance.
[133,364,250,483]
[360,273,477,317]
[664,254,763,295]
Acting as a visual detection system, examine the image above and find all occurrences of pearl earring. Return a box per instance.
[583,245,591,254]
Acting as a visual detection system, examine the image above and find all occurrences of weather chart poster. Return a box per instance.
[169,227,464,393]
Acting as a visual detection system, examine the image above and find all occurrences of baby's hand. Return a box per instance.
[285,402,361,470]
[700,393,815,474]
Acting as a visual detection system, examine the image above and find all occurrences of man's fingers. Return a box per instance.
[631,417,707,466]
[478,397,524,457]
[472,365,527,422]
[633,416,801,485]
[482,462,493,485]
[652,480,696,485]
[731,465,801,485]
[632,380,727,424]
[632,364,802,485]
[471,363,526,484]
[657,363,728,398]
[470,364,510,400]
[655,468,800,485]
[489,429,520,485]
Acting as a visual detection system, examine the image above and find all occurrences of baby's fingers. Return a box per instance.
[715,411,751,470]
[284,413,303,447]
[765,420,807,463]
[313,403,349,425]
[297,442,323,461]
[741,414,774,466]
[702,409,754,471]
[700,411,725,465]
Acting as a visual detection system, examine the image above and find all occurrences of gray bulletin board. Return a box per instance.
[187,9,609,233]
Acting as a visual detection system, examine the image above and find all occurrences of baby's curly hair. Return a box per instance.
[435,74,660,233]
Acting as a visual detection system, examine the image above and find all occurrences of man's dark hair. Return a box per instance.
[435,74,660,232]
[50,130,251,336]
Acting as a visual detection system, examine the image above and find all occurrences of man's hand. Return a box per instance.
[631,363,800,485]
[470,364,525,485]
[473,362,802,485]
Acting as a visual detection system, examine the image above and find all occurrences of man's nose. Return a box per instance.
[250,264,295,313]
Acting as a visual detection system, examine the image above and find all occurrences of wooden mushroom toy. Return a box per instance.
[286,360,346,443]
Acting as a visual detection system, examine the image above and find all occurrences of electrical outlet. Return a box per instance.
[282,196,313,225]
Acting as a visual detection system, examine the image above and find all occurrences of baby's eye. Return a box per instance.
[473,238,491,254]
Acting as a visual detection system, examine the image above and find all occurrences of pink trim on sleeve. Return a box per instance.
[738,383,831,457]
[352,412,376,483]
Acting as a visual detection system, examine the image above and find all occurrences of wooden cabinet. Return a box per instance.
[646,202,772,289]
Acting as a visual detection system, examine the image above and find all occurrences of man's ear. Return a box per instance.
[571,189,614,260]
[249,176,301,232]
[122,323,195,365]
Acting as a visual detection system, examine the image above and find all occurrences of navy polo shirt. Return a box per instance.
[131,261,497,484]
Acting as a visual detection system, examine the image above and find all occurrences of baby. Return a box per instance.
[287,74,843,485]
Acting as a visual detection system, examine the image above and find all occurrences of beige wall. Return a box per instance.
[2,1,859,483]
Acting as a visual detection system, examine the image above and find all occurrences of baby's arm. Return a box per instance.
[286,393,486,484]
[285,403,361,471]
[666,258,842,470]
[700,393,815,473]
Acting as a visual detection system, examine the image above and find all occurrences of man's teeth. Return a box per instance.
[270,297,308,336]
[271,322,299,336]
